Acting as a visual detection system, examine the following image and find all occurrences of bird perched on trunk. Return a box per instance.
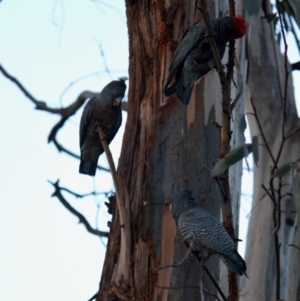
[164,15,248,105]
[79,78,127,176]
[170,189,247,276]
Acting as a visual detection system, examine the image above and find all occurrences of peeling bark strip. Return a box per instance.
[97,126,132,284]
[98,1,245,300]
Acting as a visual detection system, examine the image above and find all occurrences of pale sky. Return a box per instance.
[0,1,128,300]
[0,1,299,301]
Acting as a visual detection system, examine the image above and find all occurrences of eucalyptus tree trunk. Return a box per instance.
[241,6,300,301]
[97,1,246,300]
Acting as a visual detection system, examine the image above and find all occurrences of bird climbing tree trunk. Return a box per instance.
[97,1,247,300]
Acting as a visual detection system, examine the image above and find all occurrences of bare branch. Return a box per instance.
[230,58,243,110]
[203,265,227,301]
[0,64,49,110]
[249,98,277,165]
[0,64,97,116]
[262,181,281,300]
[262,184,276,204]
[58,70,126,106]
[287,13,300,54]
[289,244,300,252]
[285,126,300,140]
[93,41,113,78]
[49,180,109,238]
[59,187,112,199]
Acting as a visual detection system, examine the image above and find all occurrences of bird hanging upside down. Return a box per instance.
[79,78,127,176]
[164,15,248,105]
[170,189,247,276]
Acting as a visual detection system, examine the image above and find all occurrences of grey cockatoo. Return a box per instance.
[79,78,127,176]
[170,189,247,276]
[164,15,248,105]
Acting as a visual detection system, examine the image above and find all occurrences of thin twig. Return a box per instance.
[277,9,289,130]
[215,177,231,205]
[245,178,275,218]
[268,9,284,103]
[203,287,222,301]
[93,41,113,78]
[204,265,227,301]
[0,64,96,116]
[275,179,283,235]
[261,184,276,204]
[262,181,280,300]
[230,58,243,110]
[289,244,300,252]
[287,13,300,53]
[285,126,300,140]
[58,69,128,108]
[230,89,242,111]
[49,180,109,237]
[226,38,235,92]
[249,98,277,165]
[0,64,49,109]
[59,187,112,198]
[182,240,227,300]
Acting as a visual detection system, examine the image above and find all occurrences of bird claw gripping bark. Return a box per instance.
[154,236,195,272]
[93,121,107,140]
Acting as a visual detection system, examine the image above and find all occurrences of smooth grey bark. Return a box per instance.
[287,218,300,300]
[241,8,300,301]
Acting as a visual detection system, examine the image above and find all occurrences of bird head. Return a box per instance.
[111,79,127,107]
[99,79,127,108]
[119,76,128,82]
[170,189,198,220]
[230,15,248,40]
